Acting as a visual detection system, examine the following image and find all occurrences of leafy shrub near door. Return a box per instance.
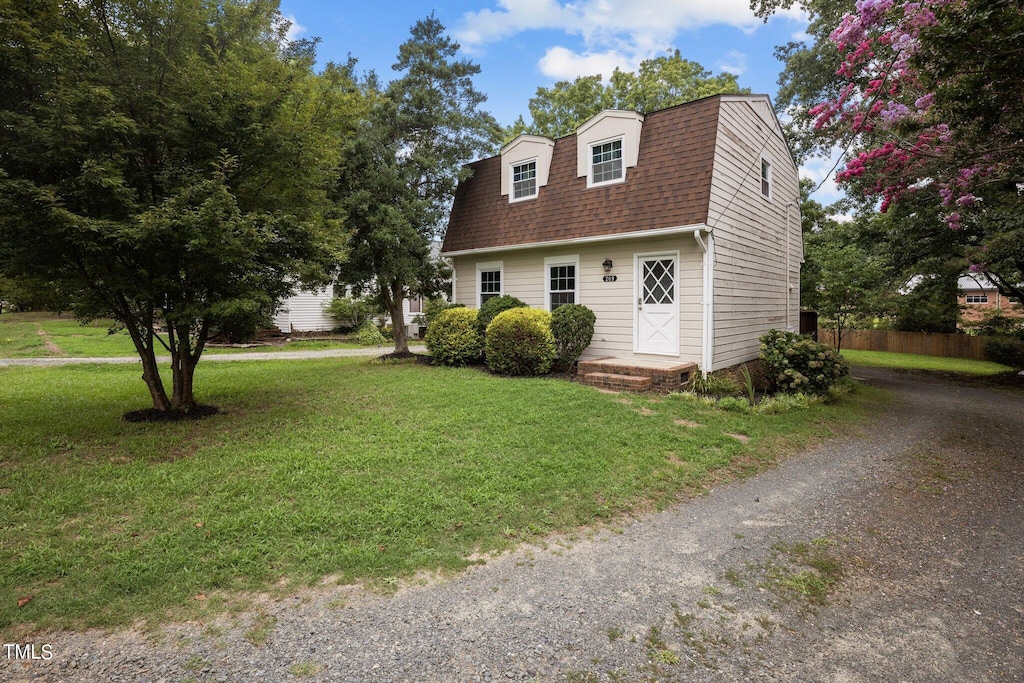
[477,295,528,335]
[425,307,483,366]
[759,329,848,394]
[485,308,556,376]
[550,303,596,370]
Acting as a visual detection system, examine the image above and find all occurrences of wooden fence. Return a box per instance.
[817,328,990,360]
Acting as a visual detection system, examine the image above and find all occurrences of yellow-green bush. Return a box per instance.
[485,308,556,376]
[425,307,482,366]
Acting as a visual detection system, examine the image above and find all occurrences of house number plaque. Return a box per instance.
[603,275,617,282]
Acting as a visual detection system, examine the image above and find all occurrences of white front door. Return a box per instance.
[635,253,679,356]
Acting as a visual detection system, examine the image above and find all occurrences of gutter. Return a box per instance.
[693,229,714,376]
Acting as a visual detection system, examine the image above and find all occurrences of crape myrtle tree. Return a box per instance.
[335,15,501,355]
[507,50,747,140]
[0,0,359,414]
[755,0,1024,306]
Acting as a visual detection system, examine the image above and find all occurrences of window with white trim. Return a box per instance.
[544,255,579,311]
[965,294,988,304]
[760,156,772,199]
[511,160,537,200]
[591,139,623,185]
[479,268,501,305]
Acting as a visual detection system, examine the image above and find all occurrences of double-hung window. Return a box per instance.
[966,294,988,304]
[512,160,537,200]
[591,140,623,185]
[545,256,579,311]
[479,264,502,306]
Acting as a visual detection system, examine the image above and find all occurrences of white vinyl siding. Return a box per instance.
[452,236,702,364]
[273,285,336,334]
[707,98,802,370]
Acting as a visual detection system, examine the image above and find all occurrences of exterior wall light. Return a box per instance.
[602,258,613,272]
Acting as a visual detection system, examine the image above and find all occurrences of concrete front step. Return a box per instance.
[577,357,697,393]
[580,372,652,392]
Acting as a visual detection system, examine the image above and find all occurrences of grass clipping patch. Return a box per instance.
[762,539,845,606]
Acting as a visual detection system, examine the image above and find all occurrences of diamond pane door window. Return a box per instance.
[636,256,678,355]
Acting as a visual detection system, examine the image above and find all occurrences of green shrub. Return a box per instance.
[754,393,813,415]
[424,307,483,366]
[485,308,556,376]
[353,320,387,346]
[684,372,743,397]
[551,304,596,370]
[423,298,461,330]
[717,396,752,413]
[477,295,528,335]
[759,329,849,395]
[985,337,1024,369]
[325,295,379,332]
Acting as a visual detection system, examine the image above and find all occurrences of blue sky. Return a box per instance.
[278,0,841,202]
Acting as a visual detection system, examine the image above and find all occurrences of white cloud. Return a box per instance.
[800,145,847,206]
[716,50,747,76]
[456,0,803,81]
[791,29,811,42]
[537,46,638,80]
[282,13,305,42]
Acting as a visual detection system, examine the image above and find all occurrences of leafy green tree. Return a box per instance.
[335,15,500,354]
[0,0,358,414]
[508,51,747,139]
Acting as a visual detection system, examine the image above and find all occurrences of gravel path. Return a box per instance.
[4,367,1022,683]
[0,347,420,367]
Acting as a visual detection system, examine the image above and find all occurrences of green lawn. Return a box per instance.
[841,349,1013,375]
[0,312,392,358]
[0,358,884,637]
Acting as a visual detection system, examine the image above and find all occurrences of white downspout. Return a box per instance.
[785,202,796,332]
[694,229,714,377]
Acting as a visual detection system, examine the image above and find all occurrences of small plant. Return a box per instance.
[424,307,483,366]
[485,307,556,376]
[739,364,756,404]
[607,625,624,641]
[685,372,743,396]
[753,392,812,415]
[760,329,849,395]
[477,294,528,335]
[550,303,596,370]
[352,320,387,346]
[289,661,320,677]
[244,612,277,647]
[717,396,751,413]
[325,295,380,332]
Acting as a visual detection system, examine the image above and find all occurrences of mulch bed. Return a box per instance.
[122,405,220,423]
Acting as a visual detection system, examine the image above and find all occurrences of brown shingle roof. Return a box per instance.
[442,95,722,254]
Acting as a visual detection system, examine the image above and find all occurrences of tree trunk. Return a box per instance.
[124,316,171,412]
[389,281,409,354]
[170,323,198,412]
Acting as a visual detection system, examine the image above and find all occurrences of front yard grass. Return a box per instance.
[841,349,1013,375]
[0,357,884,637]
[0,311,389,358]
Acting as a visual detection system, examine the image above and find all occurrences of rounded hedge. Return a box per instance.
[985,337,1024,369]
[485,307,556,376]
[424,307,483,366]
[477,295,528,335]
[759,329,848,395]
[550,304,596,370]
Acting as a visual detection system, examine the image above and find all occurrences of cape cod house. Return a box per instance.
[441,94,802,390]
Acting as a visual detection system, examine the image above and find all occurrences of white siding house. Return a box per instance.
[442,95,801,374]
[273,285,336,334]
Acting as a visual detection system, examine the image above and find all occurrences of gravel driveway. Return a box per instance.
[5,367,1022,683]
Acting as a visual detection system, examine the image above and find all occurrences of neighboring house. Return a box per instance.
[441,94,802,376]
[958,274,1022,323]
[272,285,336,335]
[275,241,448,337]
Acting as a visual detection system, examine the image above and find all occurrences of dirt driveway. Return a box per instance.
[7,367,1023,682]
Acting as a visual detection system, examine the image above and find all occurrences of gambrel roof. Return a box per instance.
[443,94,727,254]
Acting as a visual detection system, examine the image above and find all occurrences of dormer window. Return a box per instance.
[512,160,537,200]
[576,110,643,188]
[591,140,623,185]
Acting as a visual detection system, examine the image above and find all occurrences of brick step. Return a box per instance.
[580,372,652,392]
